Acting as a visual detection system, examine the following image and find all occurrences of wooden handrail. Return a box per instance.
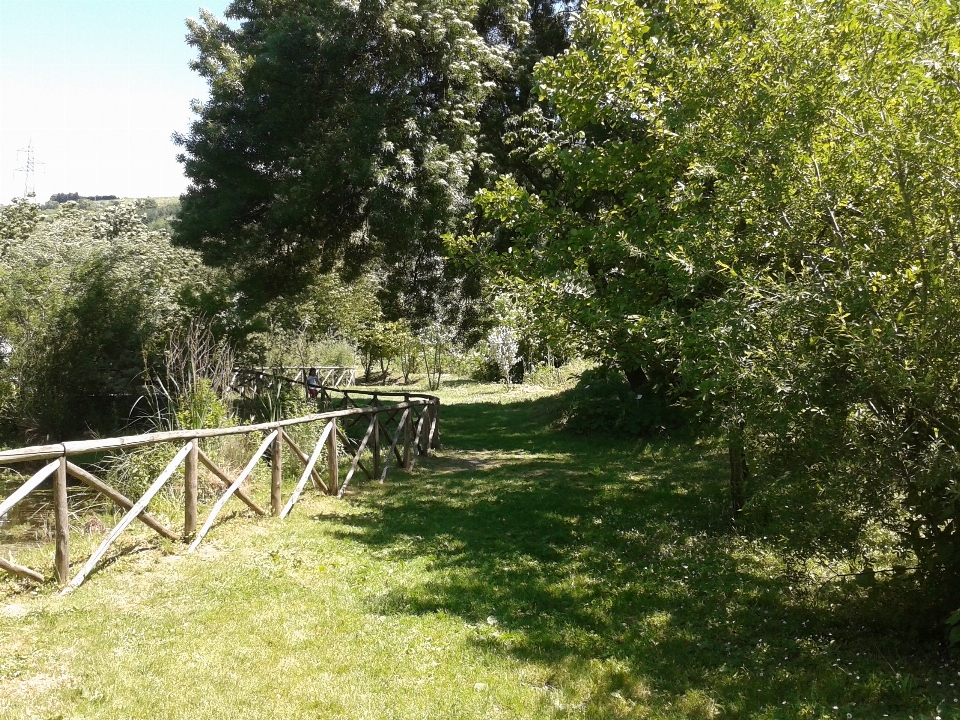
[188,431,278,553]
[230,365,356,396]
[280,421,335,518]
[66,462,178,542]
[196,448,267,516]
[0,399,432,465]
[0,558,44,582]
[0,386,440,590]
[0,460,60,518]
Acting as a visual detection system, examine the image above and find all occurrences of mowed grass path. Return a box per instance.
[1,383,958,719]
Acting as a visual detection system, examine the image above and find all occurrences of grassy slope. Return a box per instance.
[1,382,958,719]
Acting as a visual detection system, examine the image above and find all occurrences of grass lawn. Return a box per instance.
[1,381,958,719]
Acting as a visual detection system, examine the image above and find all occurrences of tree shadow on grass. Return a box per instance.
[319,394,950,718]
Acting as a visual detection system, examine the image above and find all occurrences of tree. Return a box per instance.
[475,0,960,619]
[469,0,713,393]
[174,0,583,341]
[0,201,207,440]
[174,0,529,314]
[485,325,518,383]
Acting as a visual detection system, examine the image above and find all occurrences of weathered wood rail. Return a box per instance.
[230,366,355,399]
[0,387,439,592]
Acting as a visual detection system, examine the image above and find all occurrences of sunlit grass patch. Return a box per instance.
[0,381,958,719]
[0,499,552,719]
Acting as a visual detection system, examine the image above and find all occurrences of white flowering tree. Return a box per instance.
[486,325,519,384]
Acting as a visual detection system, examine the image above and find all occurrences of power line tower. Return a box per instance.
[14,141,43,198]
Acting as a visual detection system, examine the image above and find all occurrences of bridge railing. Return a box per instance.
[0,387,439,592]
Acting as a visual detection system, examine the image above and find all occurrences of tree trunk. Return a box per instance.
[729,423,748,523]
[624,367,648,393]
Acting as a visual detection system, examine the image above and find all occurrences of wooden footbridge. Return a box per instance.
[0,385,439,592]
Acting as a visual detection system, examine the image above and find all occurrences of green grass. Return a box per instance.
[1,382,959,719]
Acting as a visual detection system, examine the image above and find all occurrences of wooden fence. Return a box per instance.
[230,366,355,399]
[0,387,439,592]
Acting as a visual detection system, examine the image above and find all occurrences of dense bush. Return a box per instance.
[557,367,689,437]
[0,200,207,442]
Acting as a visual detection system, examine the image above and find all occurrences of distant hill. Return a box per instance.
[49,192,118,202]
[37,195,181,232]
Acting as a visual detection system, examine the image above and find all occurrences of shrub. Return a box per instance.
[557,366,688,437]
[526,357,594,389]
[485,326,519,383]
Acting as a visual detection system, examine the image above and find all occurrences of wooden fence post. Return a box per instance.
[403,397,412,470]
[184,438,199,536]
[421,405,432,457]
[54,455,69,585]
[271,430,283,516]
[372,410,381,481]
[430,401,441,450]
[327,420,339,495]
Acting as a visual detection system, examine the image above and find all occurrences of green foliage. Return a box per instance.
[484,325,519,383]
[18,252,154,438]
[525,356,593,389]
[396,324,421,384]
[159,319,235,432]
[0,200,208,441]
[237,270,376,367]
[469,356,501,383]
[419,321,455,390]
[139,197,181,232]
[474,0,960,620]
[175,0,527,313]
[356,319,403,382]
[354,316,429,384]
[317,340,356,369]
[175,379,231,432]
[0,197,41,242]
[558,366,687,437]
[102,442,184,506]
[235,379,312,424]
[280,271,382,345]
[948,609,960,646]
[173,0,581,340]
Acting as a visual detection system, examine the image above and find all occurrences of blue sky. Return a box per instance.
[0,1,229,202]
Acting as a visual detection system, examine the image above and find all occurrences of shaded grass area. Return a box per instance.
[0,382,958,718]
[331,385,960,718]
